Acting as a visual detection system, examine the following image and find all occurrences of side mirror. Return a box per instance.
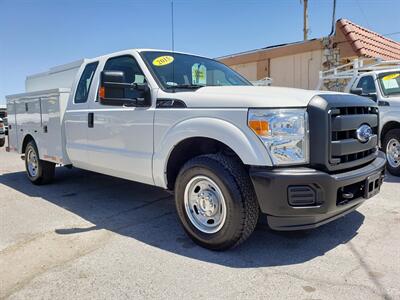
[365,92,377,102]
[99,71,151,106]
[350,88,363,95]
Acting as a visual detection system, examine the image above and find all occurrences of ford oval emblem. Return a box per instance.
[356,124,373,143]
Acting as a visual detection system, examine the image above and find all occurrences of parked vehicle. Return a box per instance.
[251,77,273,86]
[6,49,386,250]
[0,118,5,147]
[0,105,7,134]
[318,58,400,176]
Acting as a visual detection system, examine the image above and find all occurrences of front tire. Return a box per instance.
[174,154,259,250]
[382,129,400,176]
[25,141,55,184]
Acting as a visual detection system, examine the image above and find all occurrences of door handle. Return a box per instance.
[88,112,94,128]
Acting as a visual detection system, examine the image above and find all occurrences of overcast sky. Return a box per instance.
[1,0,399,103]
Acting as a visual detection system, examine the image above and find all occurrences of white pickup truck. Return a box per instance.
[6,49,386,250]
[318,59,400,176]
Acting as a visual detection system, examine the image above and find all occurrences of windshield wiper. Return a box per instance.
[166,84,205,90]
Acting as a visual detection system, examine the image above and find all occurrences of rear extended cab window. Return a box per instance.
[75,62,99,103]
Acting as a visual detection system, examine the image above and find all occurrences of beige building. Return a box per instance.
[219,19,400,90]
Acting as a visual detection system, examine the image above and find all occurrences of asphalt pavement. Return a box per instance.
[1,144,399,299]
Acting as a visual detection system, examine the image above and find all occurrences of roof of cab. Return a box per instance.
[361,67,400,76]
[89,48,200,61]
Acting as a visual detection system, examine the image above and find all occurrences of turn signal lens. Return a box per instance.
[248,109,309,165]
[99,86,105,99]
[248,120,269,136]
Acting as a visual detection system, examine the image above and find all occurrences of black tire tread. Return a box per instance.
[25,141,55,185]
[382,128,400,176]
[178,153,259,249]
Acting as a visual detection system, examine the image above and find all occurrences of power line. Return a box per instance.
[383,31,400,37]
[355,0,372,29]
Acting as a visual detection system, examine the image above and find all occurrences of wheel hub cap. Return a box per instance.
[27,148,38,177]
[184,176,227,234]
[387,138,400,168]
[198,191,217,217]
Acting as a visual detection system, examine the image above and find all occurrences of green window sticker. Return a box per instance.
[192,63,207,85]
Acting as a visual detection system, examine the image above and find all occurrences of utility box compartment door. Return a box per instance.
[6,100,18,151]
[6,88,71,165]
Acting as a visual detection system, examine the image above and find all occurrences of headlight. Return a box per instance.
[248,108,309,165]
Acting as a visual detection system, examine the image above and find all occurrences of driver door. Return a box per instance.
[86,55,155,185]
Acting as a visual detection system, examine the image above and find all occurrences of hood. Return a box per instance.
[159,86,341,108]
[386,95,400,105]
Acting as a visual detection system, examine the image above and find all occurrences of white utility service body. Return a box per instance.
[6,88,70,163]
[6,49,387,250]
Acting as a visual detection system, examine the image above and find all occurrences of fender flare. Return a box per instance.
[380,112,400,141]
[152,117,272,188]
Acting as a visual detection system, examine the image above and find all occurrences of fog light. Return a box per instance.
[288,186,316,206]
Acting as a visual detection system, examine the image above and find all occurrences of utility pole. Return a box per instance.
[302,0,309,40]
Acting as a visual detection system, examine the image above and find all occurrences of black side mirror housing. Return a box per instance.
[350,88,363,95]
[99,71,151,106]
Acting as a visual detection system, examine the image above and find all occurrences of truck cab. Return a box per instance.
[6,49,387,250]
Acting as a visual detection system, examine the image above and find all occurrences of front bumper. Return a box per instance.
[250,151,386,230]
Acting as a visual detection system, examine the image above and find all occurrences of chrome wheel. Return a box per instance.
[386,138,400,168]
[27,147,38,177]
[184,176,227,234]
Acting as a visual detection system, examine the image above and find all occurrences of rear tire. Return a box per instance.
[382,129,400,176]
[0,138,4,147]
[174,153,259,250]
[25,141,55,184]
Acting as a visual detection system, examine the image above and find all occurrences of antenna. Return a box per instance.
[171,1,175,53]
[329,0,337,36]
[171,1,175,92]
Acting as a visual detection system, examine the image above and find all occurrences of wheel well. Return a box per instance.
[381,121,400,143]
[21,134,34,153]
[166,137,243,190]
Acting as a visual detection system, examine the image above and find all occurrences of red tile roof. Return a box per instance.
[337,19,400,60]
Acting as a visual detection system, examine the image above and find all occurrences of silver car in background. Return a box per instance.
[0,118,5,147]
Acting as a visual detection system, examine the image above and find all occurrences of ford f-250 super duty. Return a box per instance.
[6,49,386,250]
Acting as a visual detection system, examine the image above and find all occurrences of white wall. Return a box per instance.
[270,49,323,89]
[230,62,258,81]
[228,49,323,90]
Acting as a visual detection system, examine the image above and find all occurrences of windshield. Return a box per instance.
[141,51,251,90]
[378,71,400,96]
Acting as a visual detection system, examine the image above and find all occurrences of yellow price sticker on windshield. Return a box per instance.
[382,73,399,81]
[153,55,174,66]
